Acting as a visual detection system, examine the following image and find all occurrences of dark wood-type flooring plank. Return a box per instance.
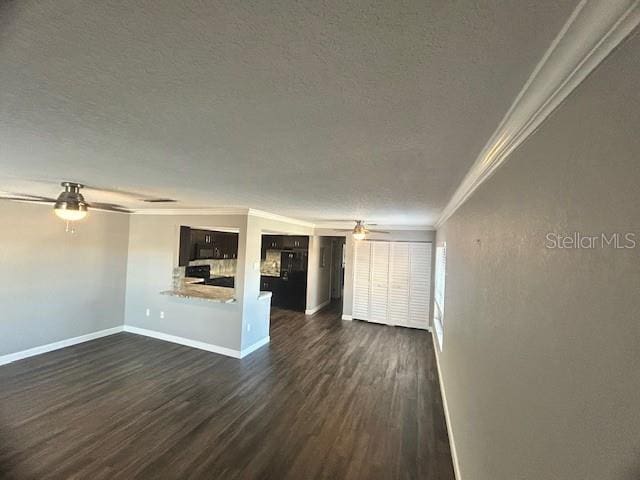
[0,303,454,479]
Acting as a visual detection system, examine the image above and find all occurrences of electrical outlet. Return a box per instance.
[160,311,165,319]
[247,324,251,332]
[145,308,150,317]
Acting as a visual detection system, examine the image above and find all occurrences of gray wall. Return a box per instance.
[435,33,640,480]
[0,202,129,356]
[306,235,333,312]
[124,213,246,350]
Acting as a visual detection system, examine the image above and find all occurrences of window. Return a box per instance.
[433,242,447,350]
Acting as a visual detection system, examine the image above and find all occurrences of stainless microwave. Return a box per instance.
[197,247,214,259]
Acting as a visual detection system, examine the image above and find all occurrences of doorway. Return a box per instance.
[329,237,346,310]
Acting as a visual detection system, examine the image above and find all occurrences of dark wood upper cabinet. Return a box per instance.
[282,236,309,250]
[262,235,282,250]
[181,228,239,261]
[214,233,238,259]
[179,226,192,266]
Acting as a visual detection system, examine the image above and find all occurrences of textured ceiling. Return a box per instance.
[0,0,577,225]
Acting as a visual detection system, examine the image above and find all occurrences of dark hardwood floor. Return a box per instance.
[0,304,454,479]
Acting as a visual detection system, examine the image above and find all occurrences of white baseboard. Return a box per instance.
[240,336,270,358]
[432,333,461,479]
[123,325,242,358]
[305,299,331,316]
[0,326,124,367]
[341,314,353,321]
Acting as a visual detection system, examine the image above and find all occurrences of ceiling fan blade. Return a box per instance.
[0,196,54,204]
[0,175,167,202]
[1,192,57,202]
[83,185,170,202]
[88,202,132,213]
[368,229,390,234]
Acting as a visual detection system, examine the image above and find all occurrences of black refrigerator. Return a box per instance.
[280,251,308,311]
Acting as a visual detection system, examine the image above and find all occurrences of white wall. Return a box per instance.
[306,235,333,313]
[434,33,640,480]
[0,202,130,356]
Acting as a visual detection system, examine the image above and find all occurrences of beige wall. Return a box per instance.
[435,33,640,480]
[0,202,130,356]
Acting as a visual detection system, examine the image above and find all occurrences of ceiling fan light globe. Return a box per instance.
[353,231,366,240]
[54,205,88,221]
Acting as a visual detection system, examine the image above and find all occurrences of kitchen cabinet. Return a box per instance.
[262,235,282,250]
[261,276,283,307]
[179,226,192,266]
[214,233,238,259]
[183,227,239,261]
[282,236,308,250]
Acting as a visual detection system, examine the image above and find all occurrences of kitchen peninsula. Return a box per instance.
[122,213,315,360]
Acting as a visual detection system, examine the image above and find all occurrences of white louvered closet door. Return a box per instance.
[388,242,410,326]
[406,242,432,328]
[352,240,431,329]
[352,240,371,320]
[369,241,390,324]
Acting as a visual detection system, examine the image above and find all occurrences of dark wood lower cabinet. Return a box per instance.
[260,275,306,311]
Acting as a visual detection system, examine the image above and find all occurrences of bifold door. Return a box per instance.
[353,240,432,329]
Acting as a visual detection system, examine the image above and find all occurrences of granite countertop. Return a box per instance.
[161,285,236,303]
[161,284,273,303]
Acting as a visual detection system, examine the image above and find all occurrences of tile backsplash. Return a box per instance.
[261,250,281,276]
[188,259,237,277]
[187,252,281,277]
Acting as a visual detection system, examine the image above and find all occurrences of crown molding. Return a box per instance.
[247,208,315,227]
[129,206,316,227]
[130,207,250,216]
[314,222,435,231]
[435,0,640,229]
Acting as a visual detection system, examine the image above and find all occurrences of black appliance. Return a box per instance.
[185,265,235,288]
[186,265,210,280]
[279,251,308,311]
[196,246,215,259]
[280,251,308,274]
